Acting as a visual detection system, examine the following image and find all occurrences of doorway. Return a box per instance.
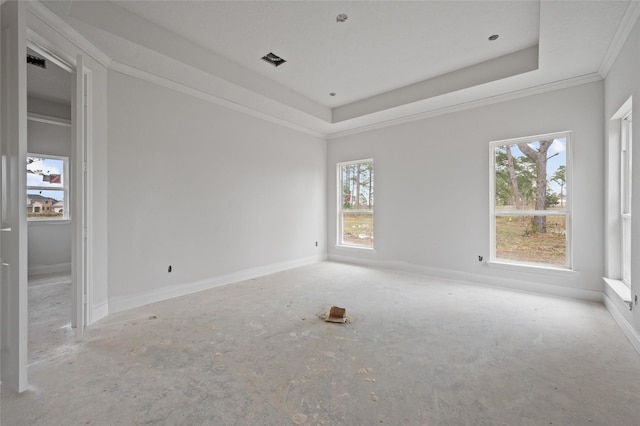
[25,46,75,364]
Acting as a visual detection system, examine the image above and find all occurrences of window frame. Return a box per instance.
[337,158,374,249]
[489,131,573,270]
[26,153,70,222]
[621,112,632,286]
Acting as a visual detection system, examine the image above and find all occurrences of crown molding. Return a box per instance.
[598,0,640,78]
[25,0,111,68]
[109,60,327,139]
[328,73,603,140]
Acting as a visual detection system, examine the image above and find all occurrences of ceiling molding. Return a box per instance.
[598,0,640,78]
[25,0,111,68]
[109,60,327,139]
[328,73,602,140]
[334,45,540,123]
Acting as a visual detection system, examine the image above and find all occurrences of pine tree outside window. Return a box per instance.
[338,159,374,248]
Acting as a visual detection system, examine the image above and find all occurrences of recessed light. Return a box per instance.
[488,34,499,41]
[336,13,348,23]
[261,52,286,67]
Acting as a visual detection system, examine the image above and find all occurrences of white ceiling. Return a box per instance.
[36,0,637,135]
[112,0,542,108]
[27,47,71,106]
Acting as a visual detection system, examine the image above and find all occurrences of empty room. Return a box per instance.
[2,0,640,424]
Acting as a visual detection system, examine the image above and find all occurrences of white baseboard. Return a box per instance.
[28,262,71,277]
[109,254,326,314]
[603,293,640,354]
[90,301,109,325]
[328,255,603,302]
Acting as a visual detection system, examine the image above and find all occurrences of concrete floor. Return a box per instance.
[2,261,640,425]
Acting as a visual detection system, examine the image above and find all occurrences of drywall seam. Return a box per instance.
[108,254,327,314]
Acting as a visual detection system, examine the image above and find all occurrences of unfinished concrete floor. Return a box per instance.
[2,261,640,425]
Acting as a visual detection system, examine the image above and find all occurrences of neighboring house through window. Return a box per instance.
[27,154,69,220]
[337,159,374,248]
[490,132,571,268]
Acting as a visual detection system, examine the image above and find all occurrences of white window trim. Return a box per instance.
[621,111,632,286]
[27,153,70,222]
[489,131,573,271]
[337,158,374,249]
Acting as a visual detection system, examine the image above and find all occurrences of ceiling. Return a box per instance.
[37,0,638,135]
[113,0,542,109]
[27,47,71,106]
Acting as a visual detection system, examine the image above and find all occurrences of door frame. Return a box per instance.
[0,1,92,391]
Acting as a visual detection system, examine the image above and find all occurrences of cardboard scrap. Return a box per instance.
[326,306,346,323]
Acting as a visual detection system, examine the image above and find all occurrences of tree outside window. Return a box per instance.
[491,133,571,267]
[338,159,374,248]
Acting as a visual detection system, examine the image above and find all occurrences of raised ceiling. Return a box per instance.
[113,0,541,108]
[40,1,637,136]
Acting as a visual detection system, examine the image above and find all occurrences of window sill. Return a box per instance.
[603,278,632,309]
[487,260,576,277]
[28,219,71,226]
[336,244,375,251]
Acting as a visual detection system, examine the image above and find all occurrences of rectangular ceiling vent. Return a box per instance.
[261,52,286,67]
[27,54,46,69]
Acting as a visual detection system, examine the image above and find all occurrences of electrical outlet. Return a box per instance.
[168,265,172,273]
[315,241,318,247]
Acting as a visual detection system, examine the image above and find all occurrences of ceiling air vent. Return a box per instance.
[27,54,46,69]
[261,52,286,67]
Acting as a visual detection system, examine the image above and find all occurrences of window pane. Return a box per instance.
[494,138,567,212]
[339,160,374,248]
[622,216,631,284]
[342,212,373,247]
[495,215,566,265]
[27,189,64,218]
[27,156,64,188]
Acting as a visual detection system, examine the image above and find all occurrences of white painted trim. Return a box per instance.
[90,301,108,325]
[27,112,71,127]
[603,293,640,355]
[109,60,327,139]
[109,255,327,314]
[598,0,640,78]
[328,74,602,140]
[604,277,632,304]
[328,255,603,302]
[28,262,71,277]
[487,261,576,278]
[24,1,111,67]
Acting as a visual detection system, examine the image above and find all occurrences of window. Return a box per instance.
[338,159,374,248]
[621,112,632,285]
[26,154,69,220]
[490,132,571,267]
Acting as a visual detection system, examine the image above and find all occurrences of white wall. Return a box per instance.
[107,70,326,310]
[27,101,72,275]
[328,81,604,300]
[604,18,640,335]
